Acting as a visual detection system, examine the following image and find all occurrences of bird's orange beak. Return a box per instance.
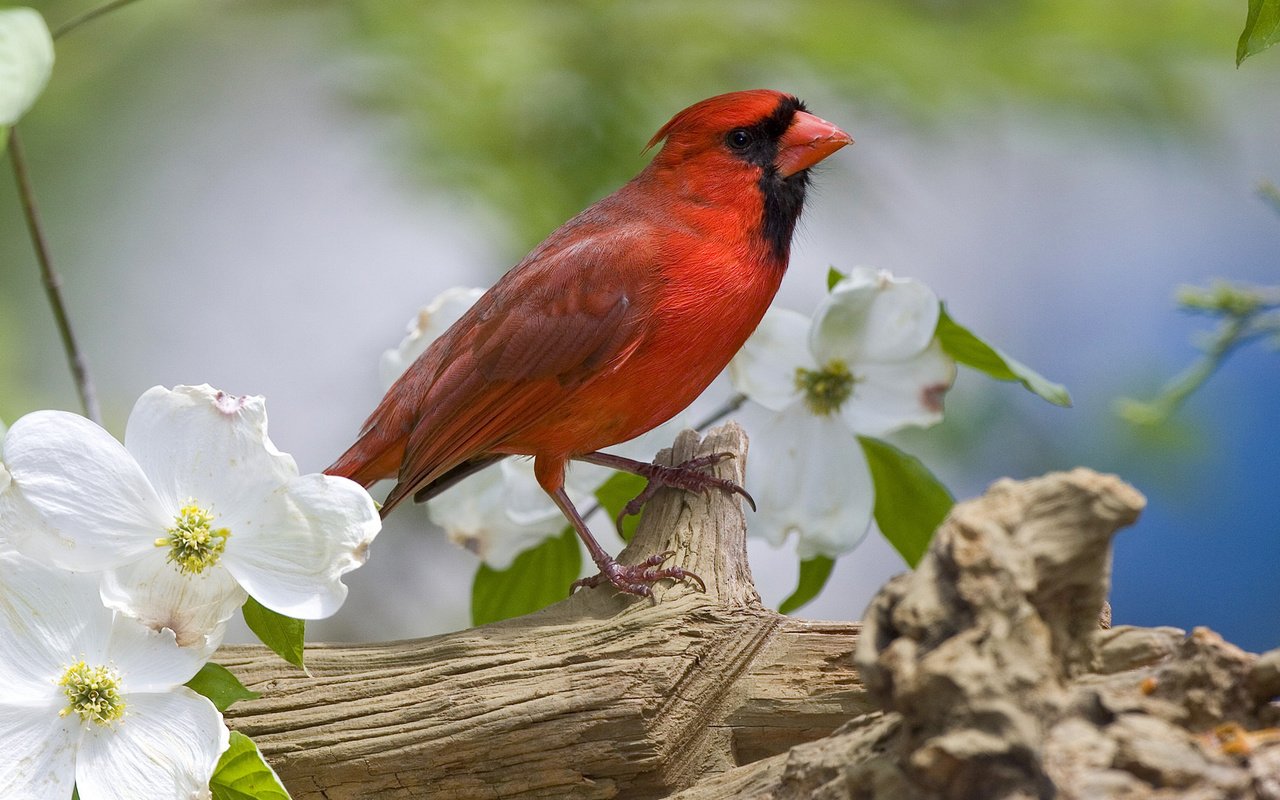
[775,111,853,177]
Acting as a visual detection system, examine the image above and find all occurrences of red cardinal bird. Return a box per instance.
[329,90,851,596]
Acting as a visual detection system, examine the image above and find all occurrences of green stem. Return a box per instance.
[7,0,153,422]
[693,392,748,431]
[53,0,146,40]
[8,128,102,424]
[1119,314,1270,424]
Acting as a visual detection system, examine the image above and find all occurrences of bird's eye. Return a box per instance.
[727,129,753,150]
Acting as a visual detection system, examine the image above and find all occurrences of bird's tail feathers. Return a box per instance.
[324,431,404,489]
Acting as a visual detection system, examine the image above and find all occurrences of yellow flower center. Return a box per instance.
[795,361,856,416]
[58,661,125,725]
[156,502,230,574]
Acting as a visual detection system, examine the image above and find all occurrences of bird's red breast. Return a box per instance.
[328,90,851,512]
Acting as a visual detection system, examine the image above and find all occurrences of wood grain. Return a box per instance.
[219,424,869,799]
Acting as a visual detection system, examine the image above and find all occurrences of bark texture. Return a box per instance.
[220,424,870,799]
[219,428,1280,799]
[670,470,1280,800]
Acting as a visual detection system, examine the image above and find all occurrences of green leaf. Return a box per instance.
[210,731,292,800]
[242,597,306,670]
[827,266,847,292]
[859,436,953,567]
[593,471,648,542]
[778,556,835,614]
[186,662,260,712]
[471,525,581,626]
[1238,0,1280,64]
[935,305,1071,407]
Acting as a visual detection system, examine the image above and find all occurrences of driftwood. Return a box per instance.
[219,424,870,799]
[671,470,1280,800]
[220,426,1280,799]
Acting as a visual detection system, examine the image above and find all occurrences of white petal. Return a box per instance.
[728,307,812,411]
[3,411,167,570]
[428,466,564,569]
[744,405,874,558]
[105,615,209,692]
[498,459,567,526]
[0,702,79,800]
[76,690,228,800]
[222,473,379,619]
[0,461,60,557]
[840,341,957,436]
[0,418,14,553]
[0,8,54,127]
[0,552,115,699]
[379,287,485,387]
[813,269,941,366]
[2,416,69,559]
[124,385,297,517]
[100,552,236,655]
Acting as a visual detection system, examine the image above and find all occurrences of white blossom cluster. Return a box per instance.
[0,386,381,799]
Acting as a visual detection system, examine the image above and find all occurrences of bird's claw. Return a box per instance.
[571,550,706,597]
[613,452,756,534]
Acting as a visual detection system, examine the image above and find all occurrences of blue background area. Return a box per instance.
[1108,346,1280,651]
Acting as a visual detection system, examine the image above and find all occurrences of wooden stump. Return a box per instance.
[219,424,871,799]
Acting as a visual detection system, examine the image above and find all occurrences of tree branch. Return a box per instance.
[218,431,1279,799]
[8,128,101,424]
[219,424,869,799]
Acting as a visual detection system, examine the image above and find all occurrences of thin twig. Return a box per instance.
[6,0,147,422]
[52,0,145,40]
[8,128,102,424]
[693,392,748,431]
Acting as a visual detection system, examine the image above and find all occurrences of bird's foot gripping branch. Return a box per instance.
[580,449,756,536]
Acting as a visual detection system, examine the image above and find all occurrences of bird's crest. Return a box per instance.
[644,89,803,152]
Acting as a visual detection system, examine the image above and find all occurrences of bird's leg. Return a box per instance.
[576,450,757,534]
[548,488,704,597]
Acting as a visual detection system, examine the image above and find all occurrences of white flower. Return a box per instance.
[730,268,956,558]
[0,552,228,800]
[3,384,381,649]
[0,8,54,127]
[379,287,485,388]
[426,459,569,569]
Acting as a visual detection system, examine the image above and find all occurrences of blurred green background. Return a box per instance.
[4,1,1277,648]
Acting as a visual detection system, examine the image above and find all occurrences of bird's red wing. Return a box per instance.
[379,233,656,512]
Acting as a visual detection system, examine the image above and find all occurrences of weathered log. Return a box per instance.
[220,424,872,799]
[221,430,1280,799]
[668,471,1280,800]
